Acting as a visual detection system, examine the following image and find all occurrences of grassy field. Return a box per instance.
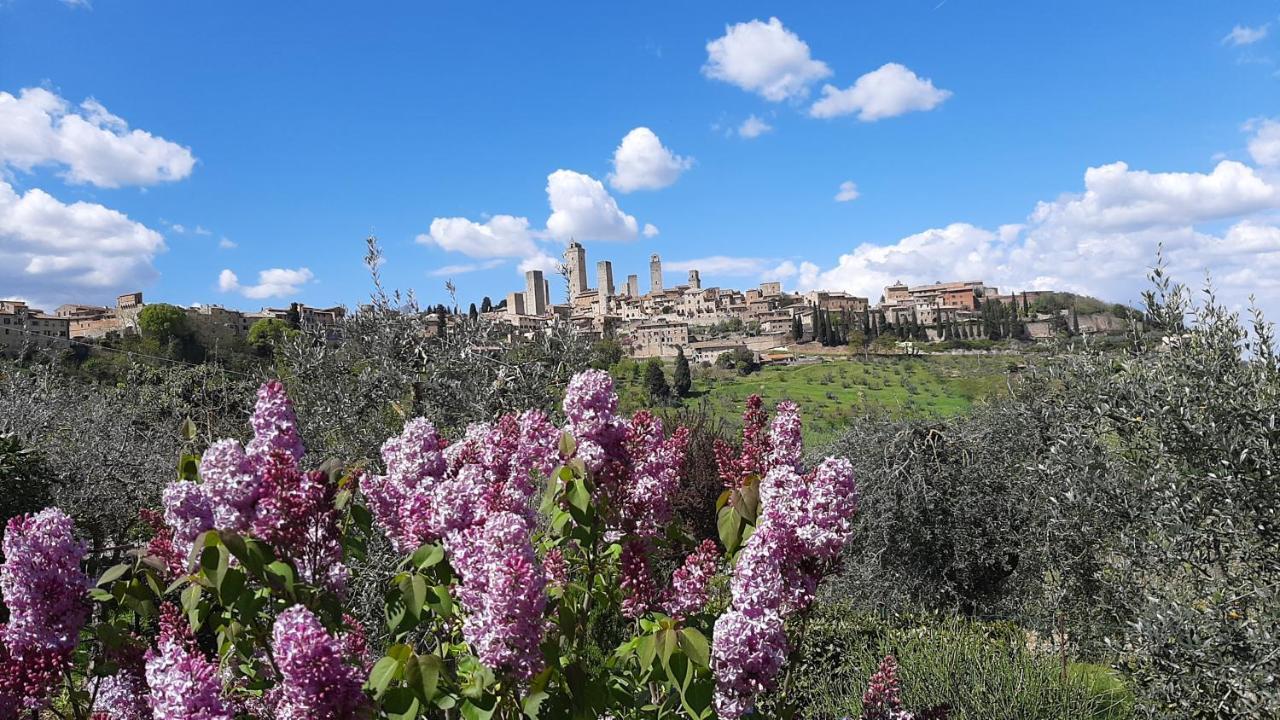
[615,354,1017,445]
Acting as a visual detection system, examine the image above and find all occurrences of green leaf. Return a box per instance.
[522,689,549,719]
[636,632,657,672]
[558,431,577,458]
[96,562,131,587]
[405,654,442,703]
[717,505,742,554]
[460,698,498,720]
[678,628,710,669]
[218,567,245,605]
[382,687,422,720]
[567,477,591,516]
[411,543,445,570]
[178,453,201,482]
[179,417,198,441]
[427,584,454,617]
[366,655,402,700]
[657,628,678,672]
[87,588,114,602]
[264,561,295,595]
[200,544,228,590]
[399,573,428,623]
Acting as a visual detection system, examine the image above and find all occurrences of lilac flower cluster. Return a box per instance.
[144,605,234,720]
[711,403,860,719]
[861,655,904,720]
[619,538,656,619]
[563,369,626,472]
[160,381,347,590]
[447,511,548,681]
[271,606,368,720]
[0,508,89,716]
[93,669,150,720]
[622,411,690,538]
[664,538,720,619]
[365,411,560,681]
[713,394,771,488]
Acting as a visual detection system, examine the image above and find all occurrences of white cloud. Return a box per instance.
[193,225,211,236]
[517,253,561,275]
[0,179,165,307]
[643,223,659,237]
[770,260,821,289]
[218,267,314,299]
[810,63,951,121]
[737,115,773,139]
[428,259,505,277]
[1029,160,1280,231]
[608,127,692,193]
[1223,24,1269,46]
[801,159,1280,315]
[418,214,536,258]
[545,169,640,241]
[218,237,237,250]
[1246,118,1280,167]
[703,17,832,101]
[0,87,195,188]
[666,256,774,276]
[834,180,860,202]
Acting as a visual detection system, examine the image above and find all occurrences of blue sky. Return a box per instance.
[2,1,1279,314]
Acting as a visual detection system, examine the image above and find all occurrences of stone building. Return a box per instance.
[649,254,663,295]
[566,241,589,297]
[1,301,70,356]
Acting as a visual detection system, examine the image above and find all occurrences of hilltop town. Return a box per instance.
[1,240,1133,361]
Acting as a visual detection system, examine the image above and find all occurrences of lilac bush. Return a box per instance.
[1,375,862,720]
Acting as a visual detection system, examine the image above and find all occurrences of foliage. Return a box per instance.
[247,317,298,355]
[0,432,54,532]
[138,303,192,345]
[673,348,692,398]
[644,358,671,404]
[775,607,1132,720]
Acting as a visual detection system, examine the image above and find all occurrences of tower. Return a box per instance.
[565,241,588,297]
[688,269,701,289]
[524,269,547,315]
[626,274,640,298]
[597,260,614,298]
[649,254,663,295]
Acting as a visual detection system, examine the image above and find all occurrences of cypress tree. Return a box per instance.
[644,358,670,403]
[481,296,493,313]
[673,347,692,397]
[468,303,478,320]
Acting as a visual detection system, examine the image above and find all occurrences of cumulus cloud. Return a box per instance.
[702,17,831,101]
[218,267,314,299]
[643,223,659,237]
[517,252,561,275]
[800,160,1280,315]
[545,169,640,241]
[665,256,776,276]
[218,237,237,250]
[0,87,196,188]
[608,127,692,192]
[737,115,773,139]
[1223,24,1269,46]
[1246,118,1280,167]
[810,63,951,121]
[0,179,165,307]
[418,214,536,258]
[834,180,860,202]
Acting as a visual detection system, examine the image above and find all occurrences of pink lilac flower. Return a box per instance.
[665,539,720,619]
[793,458,858,561]
[271,606,368,720]
[0,508,89,715]
[246,379,305,464]
[861,655,904,720]
[251,454,348,592]
[767,400,803,472]
[542,547,568,588]
[446,511,547,682]
[710,610,789,720]
[563,369,626,472]
[619,539,656,619]
[623,412,690,538]
[199,439,261,532]
[141,508,185,579]
[479,411,561,517]
[145,605,234,720]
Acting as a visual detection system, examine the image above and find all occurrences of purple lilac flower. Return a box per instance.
[861,655,904,720]
[161,480,214,567]
[665,539,720,619]
[767,400,803,472]
[0,508,89,715]
[93,668,150,720]
[1,508,88,654]
[623,411,690,538]
[246,379,305,464]
[542,547,568,588]
[199,439,260,532]
[562,369,626,472]
[793,458,858,561]
[710,610,789,720]
[446,511,547,682]
[619,539,656,619]
[145,606,234,720]
[271,606,368,720]
[251,456,348,592]
[362,417,449,552]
